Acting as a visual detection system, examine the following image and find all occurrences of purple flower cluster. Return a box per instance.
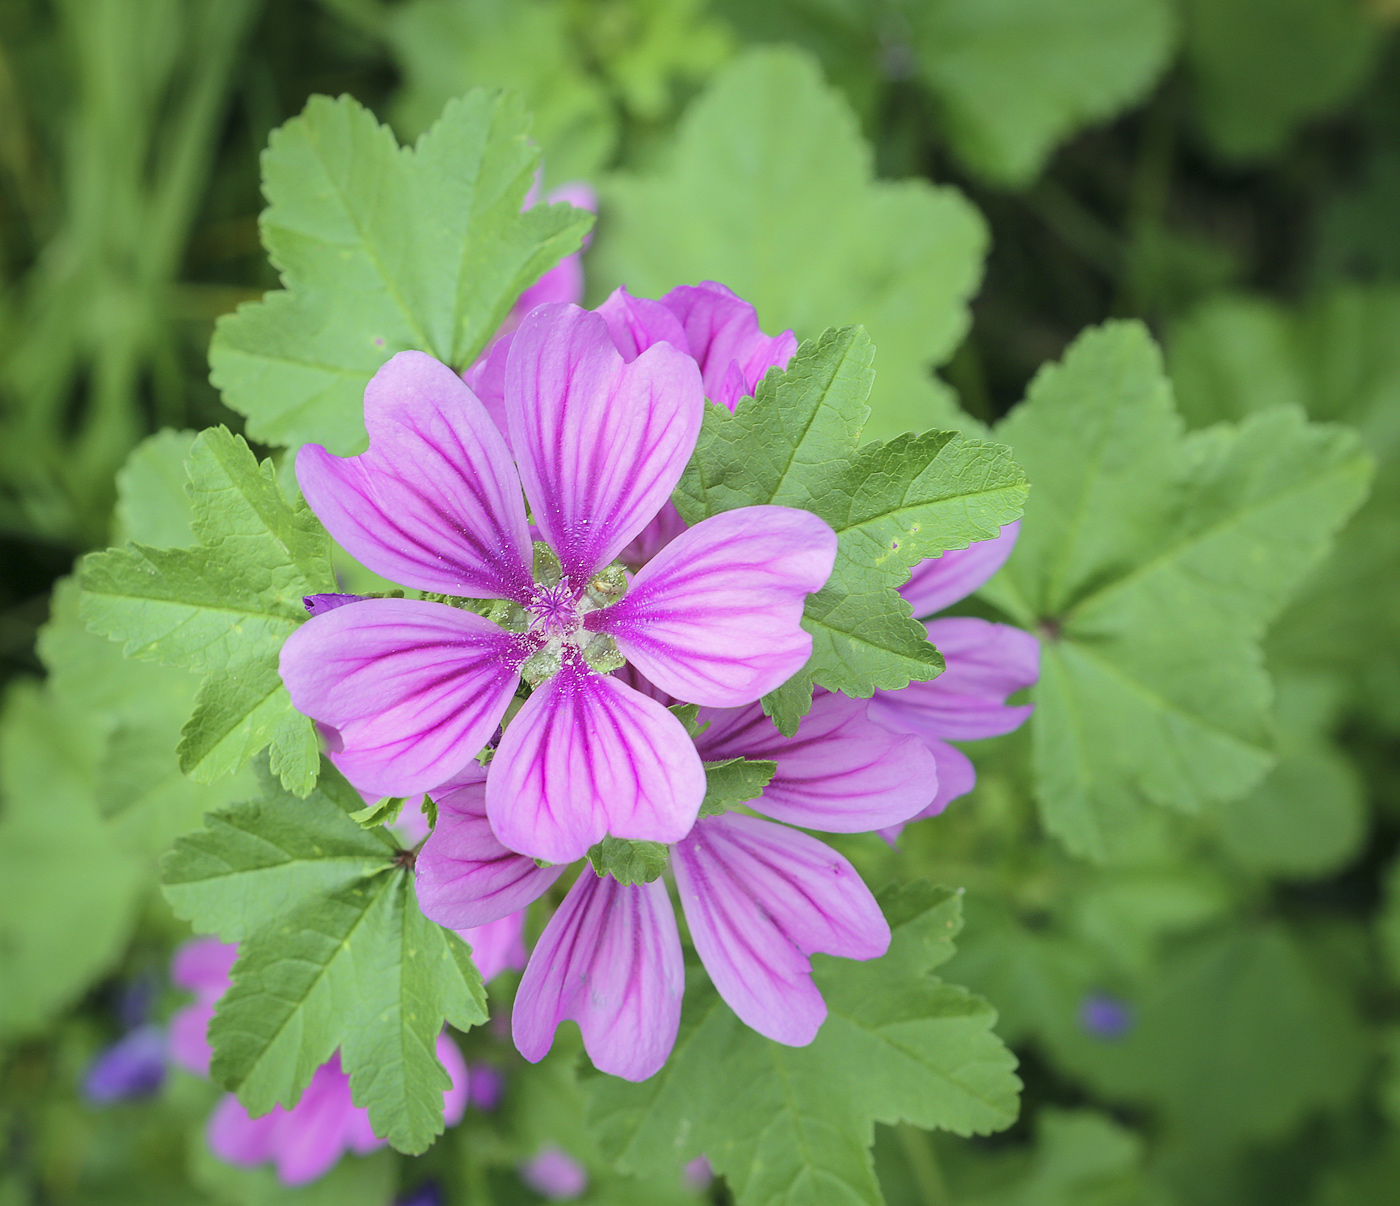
[168,937,468,1185]
[277,277,1037,1084]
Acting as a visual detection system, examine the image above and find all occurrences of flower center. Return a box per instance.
[526,579,581,639]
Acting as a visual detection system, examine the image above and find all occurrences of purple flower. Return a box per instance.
[417,686,933,1079]
[683,1155,714,1190]
[281,303,835,863]
[395,1184,444,1206]
[1079,992,1134,1040]
[456,908,529,983]
[83,1024,167,1103]
[466,1063,505,1112]
[520,1146,589,1200]
[868,522,1039,837]
[168,938,468,1185]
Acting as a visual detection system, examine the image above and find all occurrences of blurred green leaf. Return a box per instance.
[593,47,987,440]
[986,322,1372,859]
[210,91,593,453]
[904,0,1177,186]
[587,885,1020,1206]
[389,0,616,182]
[0,680,144,1039]
[1180,0,1382,161]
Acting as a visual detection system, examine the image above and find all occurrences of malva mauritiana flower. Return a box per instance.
[414,684,937,1080]
[168,937,467,1185]
[280,301,836,864]
[870,521,1040,838]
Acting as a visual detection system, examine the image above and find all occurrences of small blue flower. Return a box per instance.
[82,1024,167,1103]
[1079,992,1133,1040]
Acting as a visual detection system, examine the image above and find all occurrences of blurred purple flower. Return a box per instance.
[1080,992,1134,1040]
[394,1184,444,1206]
[281,304,835,864]
[868,522,1039,837]
[520,1146,589,1200]
[83,1024,166,1103]
[683,1155,713,1190]
[466,1063,505,1112]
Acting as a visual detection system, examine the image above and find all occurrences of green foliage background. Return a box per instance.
[3,1,1400,1204]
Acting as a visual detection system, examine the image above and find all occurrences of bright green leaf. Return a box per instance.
[587,836,670,885]
[700,756,778,818]
[986,322,1372,859]
[210,91,593,452]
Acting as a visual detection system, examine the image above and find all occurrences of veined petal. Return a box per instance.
[900,521,1021,619]
[460,334,512,437]
[279,599,530,797]
[877,737,977,843]
[660,281,797,410]
[505,304,704,585]
[594,286,691,362]
[297,350,533,600]
[672,814,889,1046]
[620,499,689,570]
[513,875,682,1082]
[416,770,563,930]
[486,652,705,863]
[591,506,836,707]
[694,691,937,832]
[870,617,1038,743]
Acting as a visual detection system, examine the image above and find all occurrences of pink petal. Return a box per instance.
[899,520,1021,619]
[590,506,836,707]
[520,1146,590,1200]
[167,1001,216,1077]
[170,936,237,995]
[869,617,1038,743]
[416,770,563,929]
[460,334,512,437]
[297,350,534,601]
[456,911,529,983]
[486,651,706,863]
[271,1059,360,1185]
[513,875,682,1081]
[694,691,938,832]
[660,281,797,410]
[437,1032,470,1128]
[594,286,692,362]
[207,1093,282,1167]
[505,303,704,586]
[279,599,531,797]
[671,814,889,1047]
[878,737,977,842]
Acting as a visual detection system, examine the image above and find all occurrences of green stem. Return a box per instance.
[896,1123,951,1206]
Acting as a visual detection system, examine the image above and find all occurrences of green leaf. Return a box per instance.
[905,0,1177,186]
[700,756,777,818]
[587,836,670,886]
[350,796,408,829]
[0,681,144,1038]
[586,885,1020,1206]
[79,427,336,795]
[677,326,1027,731]
[1179,0,1381,162]
[1170,287,1400,732]
[209,92,592,453]
[161,757,487,1155]
[986,322,1373,860]
[112,428,198,547]
[594,47,987,440]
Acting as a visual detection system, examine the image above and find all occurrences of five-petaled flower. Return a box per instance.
[279,301,837,864]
